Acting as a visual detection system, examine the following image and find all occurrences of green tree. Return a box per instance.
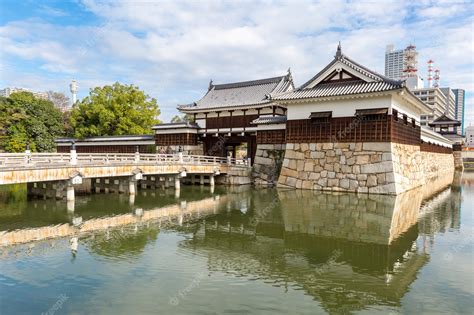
[0,92,64,152]
[170,114,194,123]
[70,82,160,138]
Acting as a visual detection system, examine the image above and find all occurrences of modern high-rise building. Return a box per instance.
[385,45,405,80]
[452,89,465,135]
[0,87,49,100]
[413,87,456,128]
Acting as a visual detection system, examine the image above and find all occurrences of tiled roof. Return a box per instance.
[274,45,404,101]
[428,114,461,126]
[178,73,294,112]
[55,135,154,143]
[151,122,199,129]
[273,81,402,100]
[251,115,287,125]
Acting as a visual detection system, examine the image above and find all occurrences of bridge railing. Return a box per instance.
[0,152,251,169]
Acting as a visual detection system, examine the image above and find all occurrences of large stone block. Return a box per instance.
[367,175,377,187]
[281,168,298,178]
[322,143,334,150]
[362,142,391,152]
[368,183,396,195]
[317,178,328,186]
[302,180,312,189]
[361,161,393,174]
[286,176,297,187]
[296,160,305,170]
[340,178,350,189]
[356,155,370,164]
[288,159,297,169]
[255,156,273,165]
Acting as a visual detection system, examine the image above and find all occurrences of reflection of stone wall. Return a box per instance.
[278,189,421,244]
[253,144,285,186]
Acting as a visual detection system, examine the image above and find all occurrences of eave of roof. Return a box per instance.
[151,122,199,129]
[251,115,287,125]
[178,101,276,113]
[55,135,155,143]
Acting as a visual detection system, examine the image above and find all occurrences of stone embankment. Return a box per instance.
[277,142,454,195]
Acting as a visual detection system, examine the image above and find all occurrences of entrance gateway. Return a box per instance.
[154,72,294,164]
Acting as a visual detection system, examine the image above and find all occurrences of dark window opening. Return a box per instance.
[309,111,332,124]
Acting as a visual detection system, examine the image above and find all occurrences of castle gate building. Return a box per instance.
[156,73,294,163]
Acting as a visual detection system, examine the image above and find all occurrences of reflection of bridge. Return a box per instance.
[0,152,251,203]
[0,192,233,246]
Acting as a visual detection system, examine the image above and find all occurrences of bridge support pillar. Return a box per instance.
[200,175,205,185]
[66,182,75,202]
[210,175,215,188]
[129,178,137,195]
[164,176,170,188]
[175,175,181,191]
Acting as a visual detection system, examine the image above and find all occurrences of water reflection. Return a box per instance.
[0,174,467,314]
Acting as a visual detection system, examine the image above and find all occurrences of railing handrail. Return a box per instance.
[0,152,251,169]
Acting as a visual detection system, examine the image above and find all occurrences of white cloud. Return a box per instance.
[0,0,472,122]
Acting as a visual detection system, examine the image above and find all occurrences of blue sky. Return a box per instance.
[0,0,472,127]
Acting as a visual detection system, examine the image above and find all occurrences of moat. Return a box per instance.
[0,174,473,314]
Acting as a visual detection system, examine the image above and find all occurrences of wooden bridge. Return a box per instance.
[0,152,251,203]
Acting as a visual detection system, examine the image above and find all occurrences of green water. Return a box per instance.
[0,175,473,314]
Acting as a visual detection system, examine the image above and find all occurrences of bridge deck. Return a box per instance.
[0,153,250,185]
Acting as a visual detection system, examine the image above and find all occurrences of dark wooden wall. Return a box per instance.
[286,114,421,145]
[57,144,155,153]
[257,130,286,144]
[206,114,259,130]
[155,133,198,146]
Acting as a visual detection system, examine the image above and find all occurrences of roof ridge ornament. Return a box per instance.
[335,41,342,59]
[208,79,213,91]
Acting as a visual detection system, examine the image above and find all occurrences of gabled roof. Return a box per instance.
[273,43,404,101]
[428,114,461,126]
[178,71,294,113]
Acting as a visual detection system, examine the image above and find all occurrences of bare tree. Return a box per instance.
[47,91,70,112]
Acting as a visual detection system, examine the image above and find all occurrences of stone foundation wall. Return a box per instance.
[278,142,397,194]
[216,166,252,185]
[277,142,455,195]
[420,150,454,181]
[391,143,424,193]
[453,151,463,170]
[252,144,285,186]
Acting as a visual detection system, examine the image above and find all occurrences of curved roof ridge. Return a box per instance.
[213,75,289,90]
[298,45,403,90]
